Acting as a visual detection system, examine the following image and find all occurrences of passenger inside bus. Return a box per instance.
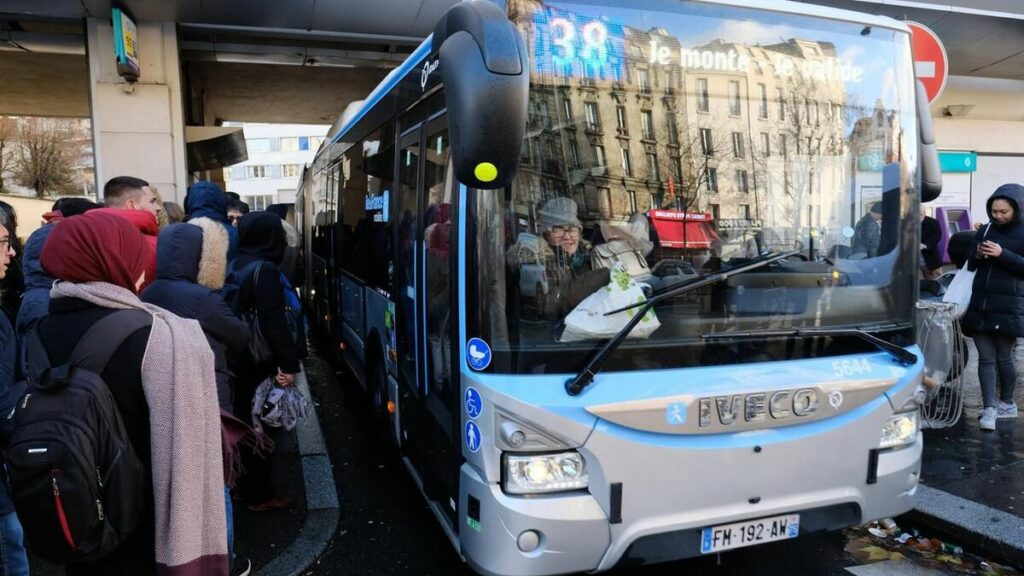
[506,197,610,324]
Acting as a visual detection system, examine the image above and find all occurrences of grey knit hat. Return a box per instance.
[538,197,581,232]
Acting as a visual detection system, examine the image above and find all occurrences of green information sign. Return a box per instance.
[938,151,976,173]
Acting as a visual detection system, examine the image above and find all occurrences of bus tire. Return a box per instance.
[370,352,396,449]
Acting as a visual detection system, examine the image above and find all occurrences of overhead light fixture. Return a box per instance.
[943,105,974,117]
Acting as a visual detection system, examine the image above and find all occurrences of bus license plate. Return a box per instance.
[700,514,800,554]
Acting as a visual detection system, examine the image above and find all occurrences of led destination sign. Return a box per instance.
[532,7,625,80]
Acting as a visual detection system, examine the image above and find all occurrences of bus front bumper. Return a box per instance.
[458,433,921,576]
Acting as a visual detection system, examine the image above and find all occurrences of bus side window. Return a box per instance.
[425,129,453,389]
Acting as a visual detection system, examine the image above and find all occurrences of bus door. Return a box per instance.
[395,112,461,528]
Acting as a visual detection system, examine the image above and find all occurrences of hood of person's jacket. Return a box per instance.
[185,181,228,223]
[91,207,159,237]
[155,217,229,289]
[237,211,286,265]
[988,183,1024,228]
[22,223,55,290]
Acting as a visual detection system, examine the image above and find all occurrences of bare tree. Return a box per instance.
[0,117,16,193]
[13,117,89,198]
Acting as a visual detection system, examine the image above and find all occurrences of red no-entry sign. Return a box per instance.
[907,22,948,104]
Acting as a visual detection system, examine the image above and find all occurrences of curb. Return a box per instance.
[258,370,340,576]
[909,485,1024,569]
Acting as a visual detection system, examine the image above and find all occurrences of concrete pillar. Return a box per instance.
[86,19,188,203]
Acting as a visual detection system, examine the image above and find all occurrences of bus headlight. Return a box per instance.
[879,411,919,450]
[503,451,588,495]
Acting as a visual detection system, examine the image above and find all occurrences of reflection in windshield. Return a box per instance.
[469,0,918,372]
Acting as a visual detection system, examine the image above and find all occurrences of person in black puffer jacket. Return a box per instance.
[228,212,300,512]
[962,183,1024,431]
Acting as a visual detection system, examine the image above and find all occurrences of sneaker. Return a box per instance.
[230,558,252,576]
[980,407,998,431]
[997,402,1018,419]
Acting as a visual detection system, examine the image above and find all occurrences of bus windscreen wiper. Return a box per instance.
[565,250,801,396]
[702,326,917,366]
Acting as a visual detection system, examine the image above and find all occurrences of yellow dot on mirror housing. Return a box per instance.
[475,162,498,183]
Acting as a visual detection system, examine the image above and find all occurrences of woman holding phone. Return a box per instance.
[963,183,1024,430]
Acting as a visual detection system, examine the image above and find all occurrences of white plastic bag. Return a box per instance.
[941,262,975,319]
[560,267,660,342]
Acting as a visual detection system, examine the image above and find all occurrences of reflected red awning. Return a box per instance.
[650,219,718,249]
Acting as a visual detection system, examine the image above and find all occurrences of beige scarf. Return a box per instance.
[51,280,228,576]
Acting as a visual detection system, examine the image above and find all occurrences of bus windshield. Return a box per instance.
[468,0,918,374]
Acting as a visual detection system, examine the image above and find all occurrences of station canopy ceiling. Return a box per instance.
[0,0,1020,121]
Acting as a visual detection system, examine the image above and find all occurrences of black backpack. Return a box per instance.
[6,310,150,564]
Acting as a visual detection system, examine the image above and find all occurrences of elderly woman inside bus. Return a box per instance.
[506,197,610,325]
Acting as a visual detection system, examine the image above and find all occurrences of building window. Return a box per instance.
[776,87,785,121]
[585,102,601,130]
[641,110,654,140]
[650,191,662,209]
[705,167,718,193]
[569,139,580,168]
[736,169,750,193]
[761,132,770,157]
[247,139,271,154]
[758,84,768,119]
[246,165,268,179]
[616,106,628,134]
[709,203,720,220]
[637,69,650,94]
[620,146,633,176]
[697,78,709,112]
[729,81,741,116]
[280,137,300,152]
[628,190,638,213]
[779,134,787,158]
[732,132,745,159]
[562,99,573,122]
[282,164,302,178]
[245,194,275,210]
[700,128,714,156]
[667,114,679,145]
[674,156,684,181]
[298,136,310,150]
[646,152,659,181]
[740,204,751,219]
[594,144,606,168]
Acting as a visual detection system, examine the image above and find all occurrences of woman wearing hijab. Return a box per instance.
[963,183,1024,431]
[34,210,229,575]
[228,211,301,511]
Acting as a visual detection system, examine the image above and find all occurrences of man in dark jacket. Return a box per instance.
[185,181,239,261]
[228,212,301,511]
[963,183,1024,430]
[850,201,883,258]
[141,219,249,410]
[920,207,943,278]
[15,200,101,339]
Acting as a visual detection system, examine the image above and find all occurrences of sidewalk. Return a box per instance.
[913,341,1024,569]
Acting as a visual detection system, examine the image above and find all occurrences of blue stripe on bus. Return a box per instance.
[460,349,922,442]
[328,37,434,147]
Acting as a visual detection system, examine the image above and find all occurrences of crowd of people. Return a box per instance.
[0,176,305,576]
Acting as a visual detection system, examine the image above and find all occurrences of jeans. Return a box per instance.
[0,512,28,576]
[225,486,235,565]
[973,332,1018,408]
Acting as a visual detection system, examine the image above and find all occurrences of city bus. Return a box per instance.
[297,0,942,573]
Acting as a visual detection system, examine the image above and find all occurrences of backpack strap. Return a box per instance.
[67,310,153,375]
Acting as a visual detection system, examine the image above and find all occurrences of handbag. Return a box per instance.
[244,263,274,363]
[942,224,989,319]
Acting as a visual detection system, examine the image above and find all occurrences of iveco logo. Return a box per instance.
[698,388,819,428]
[420,59,439,91]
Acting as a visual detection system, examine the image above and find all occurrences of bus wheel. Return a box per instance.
[370,357,395,449]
